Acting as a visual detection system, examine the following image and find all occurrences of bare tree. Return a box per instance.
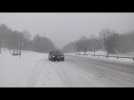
[32,34,56,53]
[99,29,119,55]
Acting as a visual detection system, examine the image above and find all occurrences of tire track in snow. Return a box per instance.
[27,58,66,87]
[27,59,47,87]
[33,59,66,87]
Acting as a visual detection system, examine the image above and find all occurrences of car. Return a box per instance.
[12,50,21,56]
[48,50,64,62]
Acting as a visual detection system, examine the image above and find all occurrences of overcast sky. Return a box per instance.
[0,13,134,48]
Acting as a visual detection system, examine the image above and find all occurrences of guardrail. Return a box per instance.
[77,53,134,61]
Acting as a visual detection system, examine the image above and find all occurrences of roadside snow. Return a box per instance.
[68,51,134,64]
[0,51,46,87]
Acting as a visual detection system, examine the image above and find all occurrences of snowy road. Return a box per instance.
[65,55,134,87]
[0,51,134,87]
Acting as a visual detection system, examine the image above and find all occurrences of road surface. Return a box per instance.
[64,55,134,87]
[29,54,134,87]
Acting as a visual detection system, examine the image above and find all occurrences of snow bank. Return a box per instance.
[0,50,47,87]
[71,51,134,64]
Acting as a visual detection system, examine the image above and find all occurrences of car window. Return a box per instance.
[50,50,63,56]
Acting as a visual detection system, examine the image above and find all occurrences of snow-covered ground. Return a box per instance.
[0,50,46,87]
[0,50,101,87]
[0,50,107,87]
[0,50,134,87]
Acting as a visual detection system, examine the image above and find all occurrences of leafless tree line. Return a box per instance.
[63,29,134,55]
[0,24,56,54]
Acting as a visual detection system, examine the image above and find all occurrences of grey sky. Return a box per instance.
[0,13,134,48]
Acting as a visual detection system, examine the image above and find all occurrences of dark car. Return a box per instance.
[12,50,21,56]
[48,50,64,62]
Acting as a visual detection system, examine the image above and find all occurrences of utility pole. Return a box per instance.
[93,48,95,56]
[0,40,1,54]
[19,37,22,56]
[103,33,108,57]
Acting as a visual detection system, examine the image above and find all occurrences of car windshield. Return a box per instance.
[51,50,63,56]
